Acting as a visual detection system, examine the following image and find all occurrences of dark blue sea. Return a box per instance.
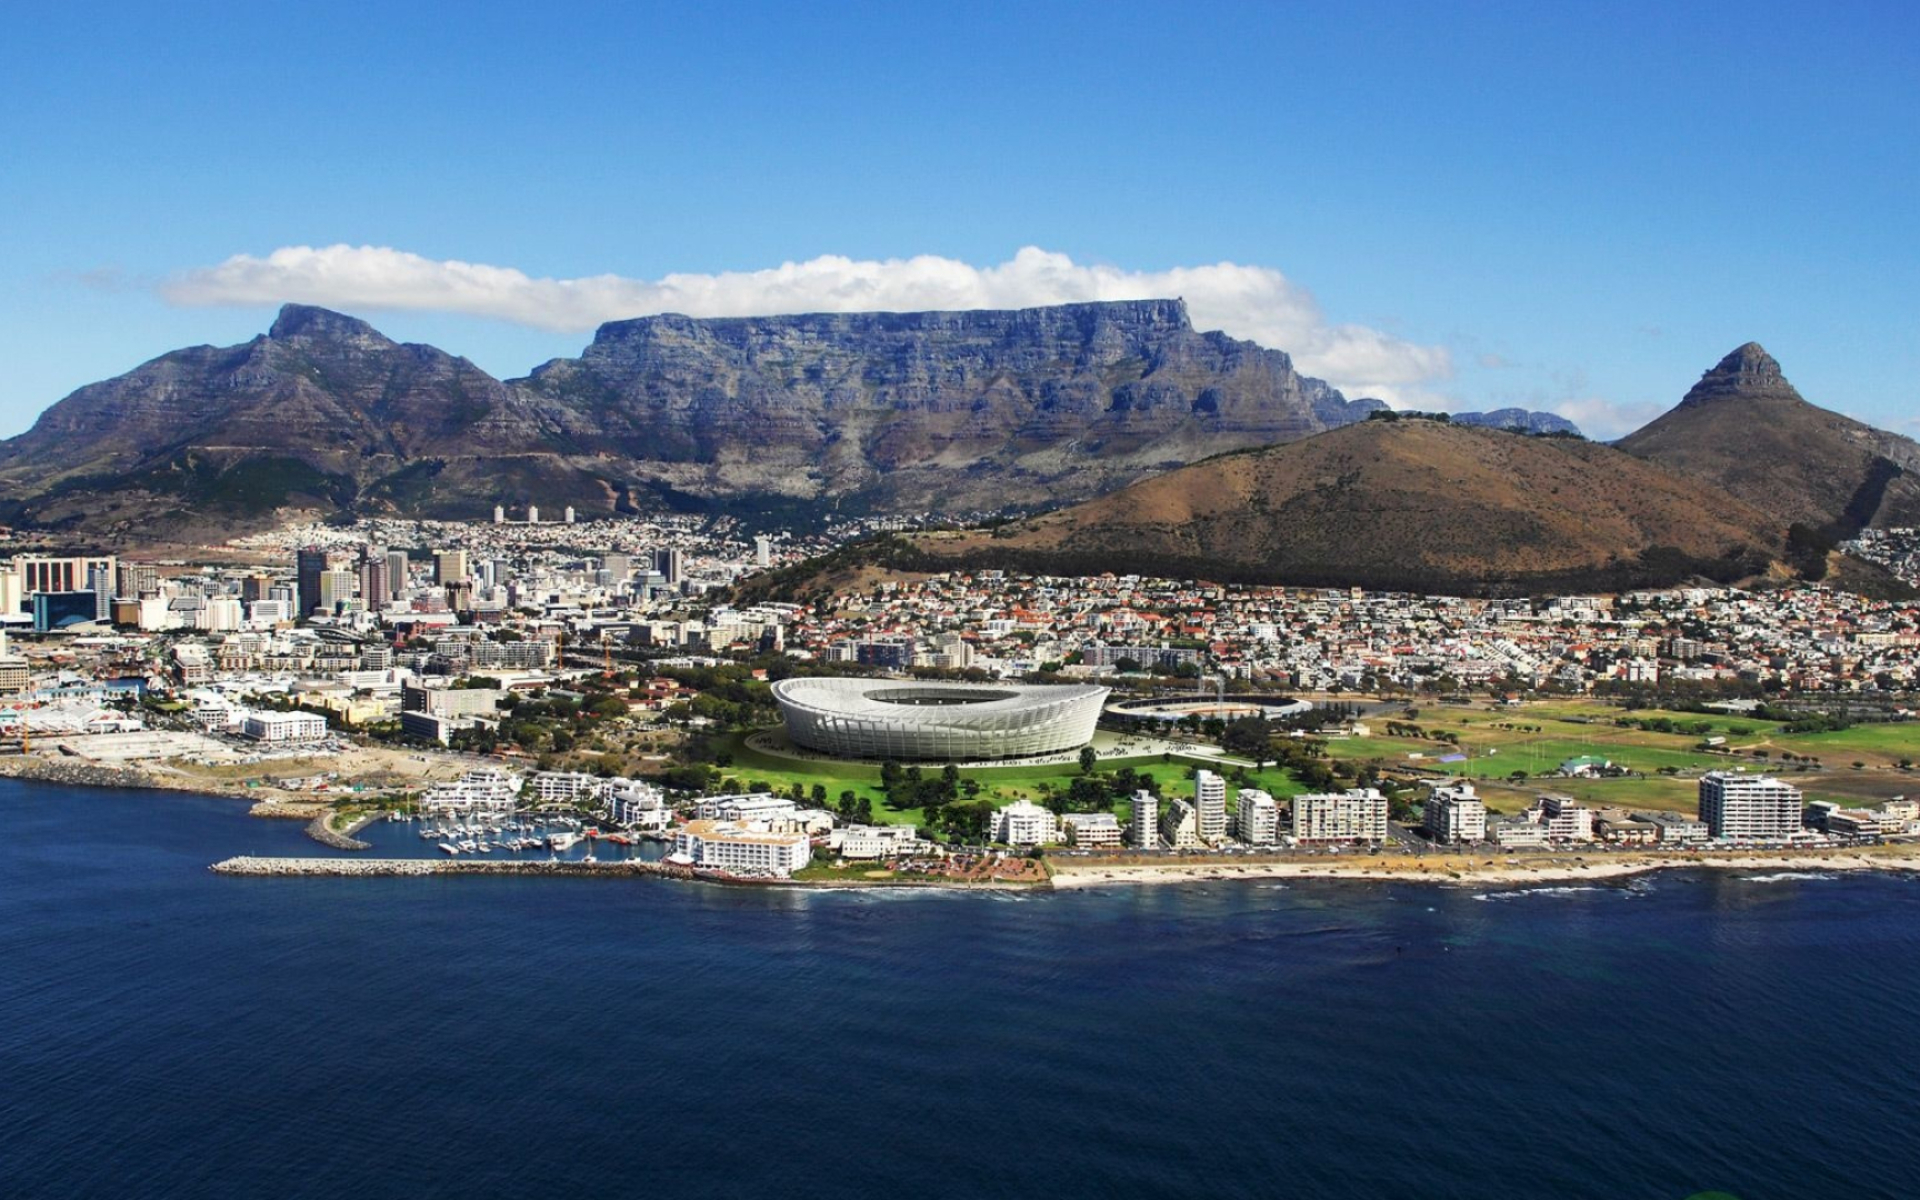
[3,779,1915,1200]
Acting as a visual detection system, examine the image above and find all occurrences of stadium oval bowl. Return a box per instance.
[771,678,1110,761]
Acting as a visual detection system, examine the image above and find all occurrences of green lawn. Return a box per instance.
[1771,723,1920,765]
[708,729,1307,825]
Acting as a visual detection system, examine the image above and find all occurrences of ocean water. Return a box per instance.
[2,780,1916,1200]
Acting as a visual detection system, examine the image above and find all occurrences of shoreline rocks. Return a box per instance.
[302,813,373,852]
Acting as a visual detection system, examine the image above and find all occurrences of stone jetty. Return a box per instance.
[302,814,373,851]
[211,856,676,878]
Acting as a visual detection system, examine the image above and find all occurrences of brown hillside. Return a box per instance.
[907,420,1787,594]
[1617,343,1920,532]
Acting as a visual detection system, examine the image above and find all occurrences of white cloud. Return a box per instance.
[1549,397,1665,441]
[160,244,1452,406]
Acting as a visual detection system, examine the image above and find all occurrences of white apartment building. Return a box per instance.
[1536,793,1595,842]
[694,794,800,827]
[831,824,921,859]
[673,820,812,877]
[238,710,328,743]
[1062,812,1123,848]
[529,771,600,804]
[1235,788,1279,845]
[1161,797,1201,849]
[1131,790,1159,849]
[1193,769,1228,843]
[1292,788,1389,844]
[419,770,521,818]
[991,799,1059,846]
[1699,771,1804,841]
[603,779,670,831]
[1422,782,1487,844]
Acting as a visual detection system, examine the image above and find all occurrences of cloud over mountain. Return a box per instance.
[160,244,1452,407]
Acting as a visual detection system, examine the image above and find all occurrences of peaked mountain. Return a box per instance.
[855,419,1790,596]
[0,300,1410,539]
[1618,343,1920,536]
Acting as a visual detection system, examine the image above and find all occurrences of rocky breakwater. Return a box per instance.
[211,857,673,878]
[0,755,163,791]
[303,813,373,851]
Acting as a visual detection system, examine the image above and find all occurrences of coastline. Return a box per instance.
[10,768,1918,893]
[1046,847,1920,889]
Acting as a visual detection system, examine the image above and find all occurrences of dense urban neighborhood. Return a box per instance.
[0,513,1913,882]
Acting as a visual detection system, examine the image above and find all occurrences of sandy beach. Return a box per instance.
[1047,847,1920,889]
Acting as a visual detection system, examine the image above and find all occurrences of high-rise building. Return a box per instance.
[116,562,159,599]
[385,551,410,600]
[564,505,576,524]
[603,554,633,582]
[14,555,116,609]
[754,536,772,567]
[358,551,390,613]
[1422,782,1487,844]
[241,574,273,604]
[1292,789,1389,844]
[493,504,506,525]
[1235,788,1279,845]
[295,547,332,619]
[1430,783,1488,842]
[1160,797,1201,849]
[318,568,357,615]
[1131,789,1158,849]
[1193,769,1228,843]
[86,565,114,619]
[434,549,470,586]
[654,548,684,586]
[1699,772,1803,841]
[527,504,539,524]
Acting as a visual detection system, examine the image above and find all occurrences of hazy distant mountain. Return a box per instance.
[0,300,1410,540]
[1451,408,1583,437]
[1618,343,1920,535]
[841,419,1789,596]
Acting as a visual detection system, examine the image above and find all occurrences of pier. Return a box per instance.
[211,856,677,878]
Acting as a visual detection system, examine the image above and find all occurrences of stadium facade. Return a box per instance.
[771,678,1109,761]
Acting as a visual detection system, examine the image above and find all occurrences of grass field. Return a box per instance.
[700,700,1920,829]
[709,729,1303,826]
[1772,723,1920,765]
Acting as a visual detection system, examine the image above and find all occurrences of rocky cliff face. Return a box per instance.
[0,299,1390,537]
[515,299,1381,510]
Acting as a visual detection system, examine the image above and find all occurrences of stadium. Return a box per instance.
[771,678,1110,761]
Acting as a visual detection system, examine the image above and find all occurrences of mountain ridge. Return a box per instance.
[0,299,1424,539]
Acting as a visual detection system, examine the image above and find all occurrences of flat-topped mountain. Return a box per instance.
[0,299,1398,539]
[1618,342,1920,534]
[861,419,1789,596]
[514,299,1382,513]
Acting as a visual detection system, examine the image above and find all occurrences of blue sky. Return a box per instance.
[3,1,1915,438]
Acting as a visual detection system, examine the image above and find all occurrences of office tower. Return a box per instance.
[295,547,331,619]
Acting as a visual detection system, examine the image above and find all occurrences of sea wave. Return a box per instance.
[1738,872,1837,884]
[1472,886,1611,902]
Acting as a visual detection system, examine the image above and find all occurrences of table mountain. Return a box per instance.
[0,300,1402,539]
